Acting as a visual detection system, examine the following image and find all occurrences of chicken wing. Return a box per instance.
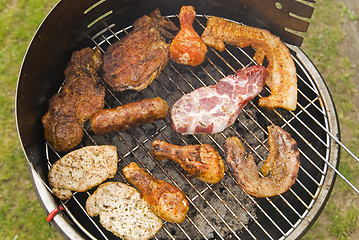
[151,140,225,184]
[169,6,207,66]
[123,162,189,223]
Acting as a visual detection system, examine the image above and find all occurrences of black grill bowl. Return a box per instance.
[16,0,339,239]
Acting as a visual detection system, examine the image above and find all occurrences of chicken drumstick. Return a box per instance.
[169,6,207,66]
[151,140,225,184]
[123,162,189,223]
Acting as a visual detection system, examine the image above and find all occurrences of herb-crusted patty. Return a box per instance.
[86,182,163,240]
[48,145,118,200]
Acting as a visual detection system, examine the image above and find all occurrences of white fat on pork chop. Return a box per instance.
[171,65,268,134]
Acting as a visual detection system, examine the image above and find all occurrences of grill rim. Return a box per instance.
[22,36,339,240]
[16,1,341,239]
[285,48,340,240]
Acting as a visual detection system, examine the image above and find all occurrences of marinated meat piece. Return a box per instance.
[171,65,267,134]
[91,97,169,135]
[169,6,207,66]
[48,145,118,200]
[151,140,225,184]
[201,16,298,111]
[123,162,189,223]
[224,125,300,198]
[86,182,163,240]
[103,9,178,92]
[42,47,105,152]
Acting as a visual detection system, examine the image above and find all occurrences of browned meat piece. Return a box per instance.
[103,9,178,92]
[151,140,225,184]
[42,47,105,152]
[49,145,118,200]
[169,6,207,66]
[201,16,297,111]
[90,97,169,135]
[224,125,300,198]
[123,162,189,223]
[86,182,163,240]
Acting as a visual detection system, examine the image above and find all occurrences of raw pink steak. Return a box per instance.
[171,65,268,134]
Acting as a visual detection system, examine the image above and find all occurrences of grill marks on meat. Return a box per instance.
[103,9,178,92]
[123,162,189,223]
[48,145,118,200]
[201,16,298,111]
[171,65,267,134]
[224,125,300,198]
[91,97,169,135]
[42,47,105,152]
[151,140,225,184]
[169,6,207,66]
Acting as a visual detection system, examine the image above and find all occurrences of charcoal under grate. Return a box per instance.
[35,13,340,240]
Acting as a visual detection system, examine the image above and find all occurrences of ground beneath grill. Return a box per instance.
[303,0,359,238]
[342,0,359,114]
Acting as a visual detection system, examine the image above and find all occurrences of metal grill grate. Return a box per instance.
[42,14,341,240]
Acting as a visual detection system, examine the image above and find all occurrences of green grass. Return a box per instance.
[0,0,61,239]
[302,0,359,239]
[1,0,358,239]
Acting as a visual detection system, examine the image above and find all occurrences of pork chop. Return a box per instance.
[103,9,178,92]
[86,182,163,240]
[171,65,268,134]
[48,145,118,200]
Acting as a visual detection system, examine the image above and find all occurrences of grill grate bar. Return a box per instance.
[218,181,273,240]
[72,194,109,240]
[146,70,279,239]
[158,71,285,238]
[192,31,327,196]
[165,52,315,238]
[99,73,238,240]
[187,45,322,215]
[42,13,344,240]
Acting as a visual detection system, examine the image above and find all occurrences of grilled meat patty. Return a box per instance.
[86,182,163,240]
[48,145,118,200]
[42,47,105,152]
[102,9,178,92]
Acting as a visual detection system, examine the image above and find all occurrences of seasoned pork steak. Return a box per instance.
[48,145,118,200]
[86,182,163,240]
[103,9,178,92]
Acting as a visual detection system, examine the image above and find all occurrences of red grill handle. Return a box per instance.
[46,205,65,223]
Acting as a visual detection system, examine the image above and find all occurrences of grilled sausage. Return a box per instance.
[91,97,169,135]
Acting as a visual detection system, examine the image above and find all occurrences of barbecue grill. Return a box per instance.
[16,0,359,239]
